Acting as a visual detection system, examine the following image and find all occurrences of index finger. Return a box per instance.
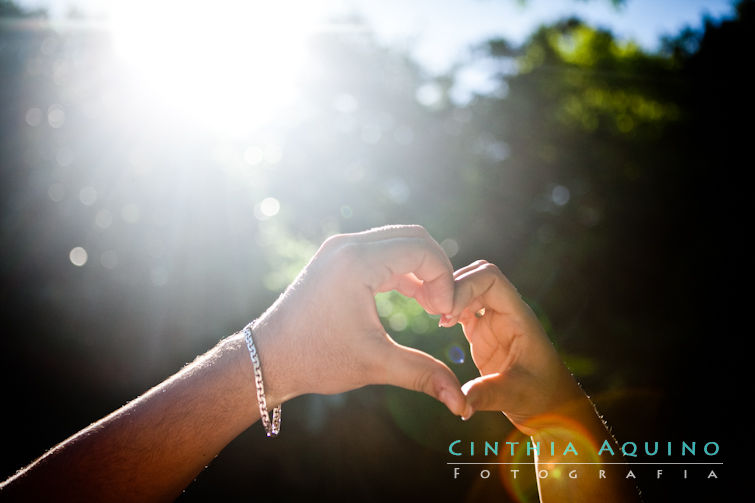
[356,229,454,314]
[448,261,527,320]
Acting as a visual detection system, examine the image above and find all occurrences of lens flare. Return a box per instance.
[447,344,466,364]
[500,414,602,502]
[69,247,88,267]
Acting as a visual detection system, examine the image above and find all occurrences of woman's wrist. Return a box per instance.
[513,367,596,436]
[524,372,613,457]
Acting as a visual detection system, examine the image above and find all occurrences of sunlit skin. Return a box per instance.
[0,226,638,502]
[0,225,467,501]
[251,225,467,410]
[442,260,640,502]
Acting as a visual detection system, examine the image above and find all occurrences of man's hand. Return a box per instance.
[252,225,467,416]
[0,233,640,503]
[0,225,467,501]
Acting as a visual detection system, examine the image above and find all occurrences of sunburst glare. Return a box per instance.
[109,0,321,135]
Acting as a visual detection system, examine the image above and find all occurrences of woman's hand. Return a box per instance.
[251,225,467,416]
[442,260,586,433]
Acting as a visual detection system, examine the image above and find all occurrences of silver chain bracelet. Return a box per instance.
[243,322,281,437]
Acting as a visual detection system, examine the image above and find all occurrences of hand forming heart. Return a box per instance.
[252,225,585,432]
[442,260,586,432]
[1,224,636,503]
[251,225,468,416]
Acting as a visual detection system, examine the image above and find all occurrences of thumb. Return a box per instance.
[461,373,506,419]
[379,339,467,417]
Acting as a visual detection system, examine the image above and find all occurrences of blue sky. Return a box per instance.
[344,0,736,72]
[18,0,737,74]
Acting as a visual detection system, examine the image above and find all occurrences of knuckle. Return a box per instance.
[397,224,431,242]
[480,262,502,276]
[404,224,427,235]
[414,225,431,240]
[419,229,437,248]
[334,241,363,263]
[317,236,366,274]
[321,233,347,251]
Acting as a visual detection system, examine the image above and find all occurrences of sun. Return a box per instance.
[108,0,321,135]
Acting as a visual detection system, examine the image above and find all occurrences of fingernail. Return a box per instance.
[461,404,475,421]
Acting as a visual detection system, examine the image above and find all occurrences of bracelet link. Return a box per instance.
[243,322,281,437]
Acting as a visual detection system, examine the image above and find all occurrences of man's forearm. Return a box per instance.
[1,333,260,502]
